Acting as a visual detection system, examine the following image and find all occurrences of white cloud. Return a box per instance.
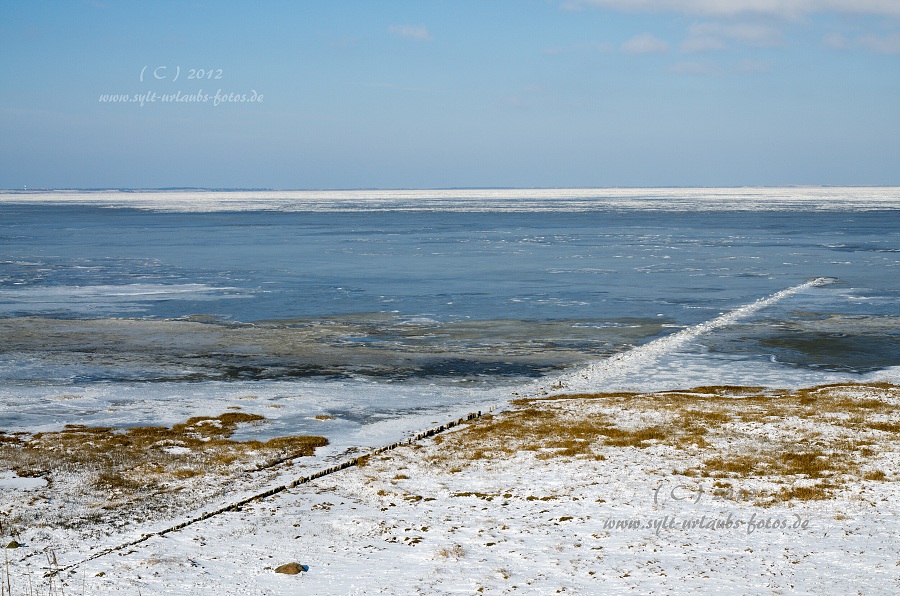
[679,22,782,54]
[680,36,727,52]
[621,32,670,53]
[685,22,783,48]
[823,32,850,49]
[735,59,771,72]
[858,32,900,53]
[388,25,433,42]
[823,31,900,53]
[718,24,783,46]
[564,1,900,18]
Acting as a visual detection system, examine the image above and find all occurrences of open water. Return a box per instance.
[1,188,897,441]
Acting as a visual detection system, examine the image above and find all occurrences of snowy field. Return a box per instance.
[3,381,899,595]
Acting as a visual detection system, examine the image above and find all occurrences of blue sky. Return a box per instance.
[1,0,898,189]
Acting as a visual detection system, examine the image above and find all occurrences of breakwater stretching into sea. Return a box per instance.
[0,188,898,438]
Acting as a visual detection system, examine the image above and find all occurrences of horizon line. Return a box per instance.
[3,184,900,193]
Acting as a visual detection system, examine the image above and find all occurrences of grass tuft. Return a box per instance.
[0,412,327,530]
[425,383,900,503]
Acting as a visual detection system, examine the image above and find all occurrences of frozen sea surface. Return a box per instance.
[0,187,898,437]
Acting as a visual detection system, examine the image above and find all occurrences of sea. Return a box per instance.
[1,188,898,448]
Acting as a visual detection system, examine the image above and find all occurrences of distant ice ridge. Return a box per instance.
[543,278,837,393]
[2,187,899,212]
[0,283,253,315]
[0,283,237,299]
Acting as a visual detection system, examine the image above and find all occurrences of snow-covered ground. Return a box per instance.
[81,454,899,594]
[5,382,899,595]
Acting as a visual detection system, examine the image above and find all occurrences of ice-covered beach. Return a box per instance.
[1,188,899,593]
[75,381,900,596]
[3,378,899,595]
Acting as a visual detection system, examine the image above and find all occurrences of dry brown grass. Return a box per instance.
[427,383,900,503]
[2,412,326,486]
[435,544,465,560]
[0,412,327,529]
